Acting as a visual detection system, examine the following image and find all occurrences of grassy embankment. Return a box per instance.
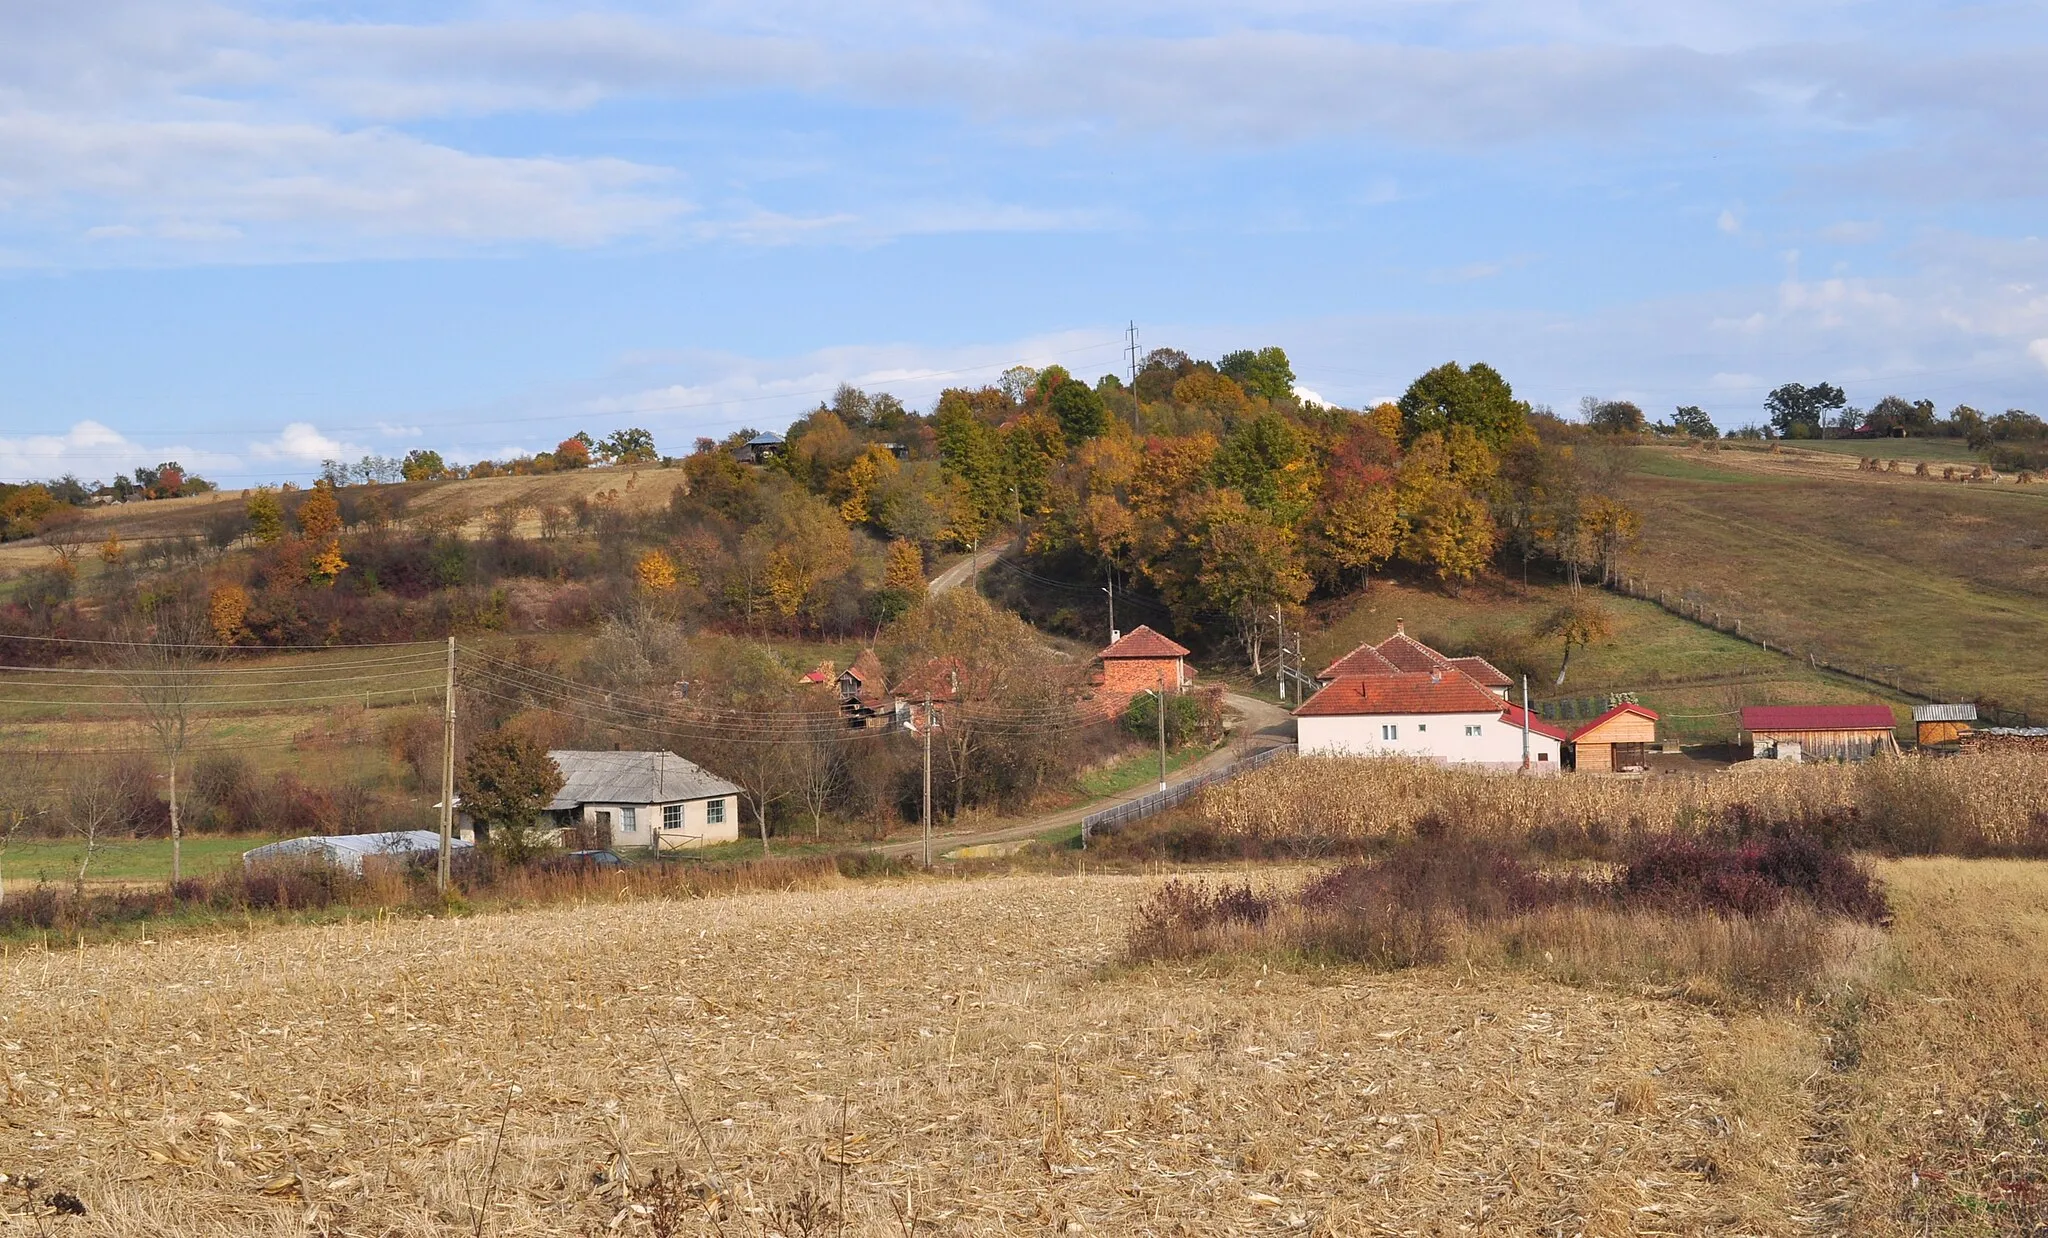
[1620,443,2048,717]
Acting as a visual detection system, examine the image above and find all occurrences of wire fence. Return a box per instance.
[1604,573,2036,727]
[1080,742,1294,845]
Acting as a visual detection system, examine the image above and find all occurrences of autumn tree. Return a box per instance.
[1182,492,1311,674]
[1536,599,1615,686]
[208,584,250,643]
[114,591,216,884]
[460,730,565,864]
[1210,412,1316,523]
[400,449,448,481]
[296,479,347,585]
[884,539,926,593]
[245,487,285,543]
[1218,347,1296,401]
[636,549,680,593]
[554,436,593,468]
[599,427,658,464]
[837,443,901,525]
[1396,428,1499,592]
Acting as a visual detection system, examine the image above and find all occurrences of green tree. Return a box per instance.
[460,730,565,865]
[1185,492,1311,674]
[1210,412,1312,522]
[1218,347,1296,402]
[1584,398,1646,434]
[245,487,285,543]
[1670,406,1718,438]
[599,427,658,464]
[400,449,447,482]
[935,391,1010,541]
[1048,380,1107,441]
[1765,382,1846,439]
[1397,362,1530,450]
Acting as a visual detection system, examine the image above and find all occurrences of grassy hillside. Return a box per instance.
[1302,577,1913,744]
[1619,443,2048,718]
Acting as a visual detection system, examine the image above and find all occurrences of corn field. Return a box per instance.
[1199,752,2048,852]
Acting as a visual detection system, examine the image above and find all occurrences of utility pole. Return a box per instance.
[1157,671,1170,792]
[438,635,456,893]
[921,693,934,867]
[1104,568,1116,643]
[1520,674,1531,773]
[970,535,980,591]
[1273,606,1287,703]
[1125,321,1142,429]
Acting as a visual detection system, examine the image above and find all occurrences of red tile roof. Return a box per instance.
[1569,703,1661,739]
[1318,642,1401,680]
[1500,701,1570,742]
[1099,624,1190,660]
[891,656,967,702]
[1449,656,1513,688]
[1373,631,1456,673]
[1295,671,1507,717]
[1741,705,1896,732]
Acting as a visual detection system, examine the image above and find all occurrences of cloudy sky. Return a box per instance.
[2,0,2046,483]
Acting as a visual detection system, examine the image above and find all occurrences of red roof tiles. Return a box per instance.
[1295,671,1507,717]
[1372,631,1455,673]
[1448,656,1513,688]
[1099,625,1191,660]
[1500,701,1570,741]
[1741,705,1895,732]
[1317,642,1401,680]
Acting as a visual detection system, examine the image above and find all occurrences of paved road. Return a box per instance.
[876,690,1295,860]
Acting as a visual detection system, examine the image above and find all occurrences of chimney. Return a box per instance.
[1430,667,1442,684]
[1395,617,1405,635]
[1110,629,1121,645]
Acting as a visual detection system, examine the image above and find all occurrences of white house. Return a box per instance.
[1295,670,1565,771]
[547,750,743,850]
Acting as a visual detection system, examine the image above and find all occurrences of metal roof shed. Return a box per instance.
[242,830,466,874]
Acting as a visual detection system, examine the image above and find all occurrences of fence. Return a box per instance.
[1080,742,1294,845]
[1604,572,2035,728]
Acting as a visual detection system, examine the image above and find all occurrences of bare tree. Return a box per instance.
[788,694,847,840]
[0,765,48,912]
[115,593,216,884]
[64,767,121,896]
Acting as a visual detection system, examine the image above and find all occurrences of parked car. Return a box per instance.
[541,849,628,874]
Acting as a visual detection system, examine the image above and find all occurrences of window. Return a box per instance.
[706,799,726,825]
[1381,724,1398,741]
[663,804,682,830]
[620,807,637,833]
[1464,725,1482,737]
[1416,723,1427,733]
[1537,753,1550,762]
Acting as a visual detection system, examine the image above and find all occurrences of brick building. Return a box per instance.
[1095,626,1192,717]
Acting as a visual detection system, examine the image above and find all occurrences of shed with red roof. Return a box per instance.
[1570,703,1660,773]
[1095,625,1193,717]
[1741,704,1900,762]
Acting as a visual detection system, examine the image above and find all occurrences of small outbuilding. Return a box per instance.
[1570,703,1660,773]
[743,432,786,464]
[548,750,743,850]
[243,830,468,874]
[1741,705,1900,762]
[1095,625,1193,717]
[1913,703,1977,747]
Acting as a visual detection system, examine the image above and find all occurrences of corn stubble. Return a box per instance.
[3,876,1825,1236]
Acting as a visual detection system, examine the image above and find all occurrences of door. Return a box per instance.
[1612,742,1649,771]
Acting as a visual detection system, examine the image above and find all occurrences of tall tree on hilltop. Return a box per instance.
[1218,347,1297,402]
[1398,361,1530,450]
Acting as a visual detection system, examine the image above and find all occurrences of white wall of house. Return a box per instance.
[1298,711,1562,768]
[576,795,742,849]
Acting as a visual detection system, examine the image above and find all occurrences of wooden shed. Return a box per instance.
[1742,705,1900,762]
[1570,703,1660,773]
[1912,703,1976,747]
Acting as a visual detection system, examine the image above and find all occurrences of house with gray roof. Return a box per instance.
[547,750,743,850]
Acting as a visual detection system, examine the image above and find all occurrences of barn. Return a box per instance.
[1570,703,1660,773]
[1741,705,1900,762]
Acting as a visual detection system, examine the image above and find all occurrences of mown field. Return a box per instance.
[1620,444,2048,717]
[5,859,2042,1235]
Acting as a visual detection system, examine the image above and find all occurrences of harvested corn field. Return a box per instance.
[5,875,1821,1235]
[7,864,2045,1235]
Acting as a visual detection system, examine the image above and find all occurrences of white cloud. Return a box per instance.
[1292,384,1328,406]
[0,420,238,483]
[2030,339,2048,373]
[248,422,362,464]
[1718,207,1743,234]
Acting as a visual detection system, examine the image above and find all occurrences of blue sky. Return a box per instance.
[2,0,2046,483]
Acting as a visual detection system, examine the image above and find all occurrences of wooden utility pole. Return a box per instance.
[438,635,456,893]
[921,692,934,867]
[1156,670,1168,793]
[1520,674,1531,773]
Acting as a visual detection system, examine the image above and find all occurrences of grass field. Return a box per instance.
[0,835,279,889]
[6,860,2040,1235]
[1306,576,1914,744]
[1621,443,2048,716]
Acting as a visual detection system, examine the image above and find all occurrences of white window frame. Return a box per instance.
[705,798,726,825]
[621,807,637,832]
[1464,725,1482,737]
[663,804,682,831]
[1381,724,1398,741]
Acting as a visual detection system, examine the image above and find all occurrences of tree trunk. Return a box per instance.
[757,797,771,857]
[169,758,181,885]
[1554,642,1574,687]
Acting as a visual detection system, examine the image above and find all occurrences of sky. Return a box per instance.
[2,0,2046,484]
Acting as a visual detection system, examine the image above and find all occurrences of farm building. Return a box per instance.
[1913,703,1977,747]
[547,750,742,850]
[1740,705,1900,762]
[243,830,468,874]
[1094,626,1193,717]
[1570,704,1660,773]
[1296,668,1561,769]
[742,431,785,464]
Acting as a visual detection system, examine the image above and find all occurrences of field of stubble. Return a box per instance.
[2,873,1835,1236]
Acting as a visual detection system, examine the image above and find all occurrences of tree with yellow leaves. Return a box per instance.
[97,533,124,566]
[837,443,901,525]
[636,549,680,593]
[1396,430,1498,592]
[208,584,250,644]
[883,539,925,594]
[297,480,347,586]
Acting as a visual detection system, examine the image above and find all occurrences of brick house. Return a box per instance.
[1095,625,1192,717]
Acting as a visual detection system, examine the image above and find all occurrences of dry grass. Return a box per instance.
[1199,751,2048,855]
[3,872,1835,1236]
